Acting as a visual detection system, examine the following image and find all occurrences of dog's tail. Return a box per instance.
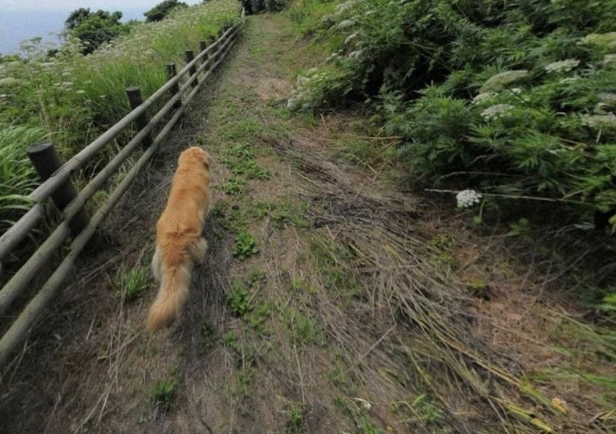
[147,260,191,331]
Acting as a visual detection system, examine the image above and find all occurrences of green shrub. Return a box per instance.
[288,0,616,227]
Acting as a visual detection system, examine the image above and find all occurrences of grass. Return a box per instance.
[114,264,150,302]
[0,126,45,236]
[148,376,179,411]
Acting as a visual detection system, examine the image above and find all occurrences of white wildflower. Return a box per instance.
[582,113,616,128]
[76,90,86,94]
[456,190,482,209]
[287,98,297,110]
[510,88,522,94]
[0,77,20,87]
[325,52,339,63]
[472,92,497,104]
[545,59,580,73]
[334,0,359,15]
[337,19,356,29]
[480,70,528,93]
[296,75,309,86]
[348,50,363,59]
[558,77,580,85]
[578,32,616,50]
[603,54,616,68]
[344,32,358,45]
[481,104,515,120]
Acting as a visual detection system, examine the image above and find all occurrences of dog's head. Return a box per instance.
[179,146,210,169]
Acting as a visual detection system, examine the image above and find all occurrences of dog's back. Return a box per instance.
[147,147,211,331]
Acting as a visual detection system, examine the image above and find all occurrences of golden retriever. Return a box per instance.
[147,146,211,331]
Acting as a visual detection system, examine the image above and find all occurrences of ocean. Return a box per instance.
[0,8,147,55]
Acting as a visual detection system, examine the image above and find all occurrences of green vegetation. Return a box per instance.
[0,0,240,237]
[288,0,616,230]
[148,373,179,411]
[0,126,44,236]
[232,230,259,260]
[114,264,150,302]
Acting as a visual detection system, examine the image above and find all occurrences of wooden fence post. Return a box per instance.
[185,50,197,87]
[199,41,209,74]
[26,142,90,236]
[125,87,153,148]
[166,64,182,111]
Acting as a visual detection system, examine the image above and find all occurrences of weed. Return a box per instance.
[410,394,443,424]
[232,231,259,260]
[148,374,179,411]
[230,159,271,180]
[199,321,218,353]
[286,402,307,434]
[282,306,322,346]
[223,118,263,141]
[236,367,254,396]
[271,200,310,229]
[114,264,150,302]
[222,177,247,195]
[309,235,363,298]
[227,281,253,316]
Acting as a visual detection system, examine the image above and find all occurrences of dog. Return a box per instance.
[147,146,212,331]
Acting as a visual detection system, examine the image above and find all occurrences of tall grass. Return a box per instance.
[0,126,45,235]
[0,0,241,237]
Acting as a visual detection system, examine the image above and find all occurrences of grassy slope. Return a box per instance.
[1,11,615,434]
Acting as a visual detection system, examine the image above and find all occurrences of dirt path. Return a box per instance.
[2,13,615,434]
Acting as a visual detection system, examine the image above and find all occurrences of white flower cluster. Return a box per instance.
[480,70,528,93]
[334,0,361,15]
[545,59,580,73]
[603,54,616,68]
[472,91,497,104]
[287,69,330,110]
[456,190,482,209]
[338,19,356,29]
[582,113,616,128]
[481,104,514,120]
[578,32,616,50]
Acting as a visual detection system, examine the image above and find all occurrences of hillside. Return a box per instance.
[1,7,616,434]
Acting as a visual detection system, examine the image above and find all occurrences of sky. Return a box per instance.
[0,0,203,54]
[2,1,202,11]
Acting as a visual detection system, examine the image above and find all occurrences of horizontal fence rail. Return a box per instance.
[0,9,246,369]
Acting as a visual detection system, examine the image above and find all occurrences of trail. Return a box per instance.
[1,13,615,434]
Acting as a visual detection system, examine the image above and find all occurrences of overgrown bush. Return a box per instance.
[288,0,616,227]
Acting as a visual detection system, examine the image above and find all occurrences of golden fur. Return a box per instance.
[147,146,211,331]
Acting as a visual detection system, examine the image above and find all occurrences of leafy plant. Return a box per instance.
[148,374,179,411]
[288,0,616,228]
[232,231,259,260]
[227,281,253,316]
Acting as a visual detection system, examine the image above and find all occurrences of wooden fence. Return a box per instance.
[0,9,246,368]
